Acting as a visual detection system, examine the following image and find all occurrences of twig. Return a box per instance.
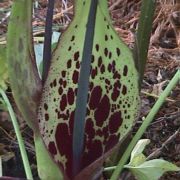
[150,111,180,126]
[0,126,15,140]
[53,5,73,21]
[141,90,175,102]
[109,0,124,11]
[146,128,180,160]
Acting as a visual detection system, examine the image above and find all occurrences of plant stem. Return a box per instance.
[110,70,180,180]
[0,88,33,180]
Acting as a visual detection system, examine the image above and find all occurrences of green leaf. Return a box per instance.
[125,139,180,180]
[125,159,180,180]
[129,154,146,167]
[7,0,42,131]
[34,134,63,180]
[38,0,140,178]
[130,139,150,162]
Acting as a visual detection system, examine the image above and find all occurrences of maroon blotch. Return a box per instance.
[109,112,123,134]
[100,64,105,73]
[74,51,80,61]
[53,79,57,87]
[44,103,48,110]
[55,123,72,159]
[59,78,63,85]
[105,135,119,152]
[95,95,110,127]
[89,86,102,110]
[95,44,99,52]
[67,59,72,69]
[71,35,75,42]
[98,56,102,67]
[76,61,80,69]
[48,141,57,155]
[58,87,63,95]
[122,85,127,95]
[72,70,79,84]
[105,35,108,41]
[109,52,112,59]
[116,48,121,56]
[91,55,95,63]
[123,65,128,76]
[62,80,67,88]
[108,63,112,72]
[82,140,103,167]
[69,111,75,134]
[91,68,97,79]
[61,71,66,78]
[104,48,108,57]
[60,94,67,111]
[67,88,74,105]
[45,113,49,121]
[85,118,95,139]
[68,46,72,51]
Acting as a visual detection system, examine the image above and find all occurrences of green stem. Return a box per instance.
[0,88,33,180]
[110,70,180,180]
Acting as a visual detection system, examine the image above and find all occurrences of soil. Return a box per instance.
[0,0,179,180]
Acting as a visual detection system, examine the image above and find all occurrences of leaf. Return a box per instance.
[125,159,180,180]
[130,139,150,162]
[129,154,147,167]
[38,0,140,178]
[7,0,42,131]
[125,139,180,180]
[125,139,150,167]
[0,44,8,90]
[34,134,63,180]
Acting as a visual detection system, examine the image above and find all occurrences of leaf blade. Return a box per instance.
[38,0,140,178]
[126,159,180,180]
[7,0,42,130]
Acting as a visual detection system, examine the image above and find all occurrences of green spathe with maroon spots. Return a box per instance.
[38,0,140,178]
